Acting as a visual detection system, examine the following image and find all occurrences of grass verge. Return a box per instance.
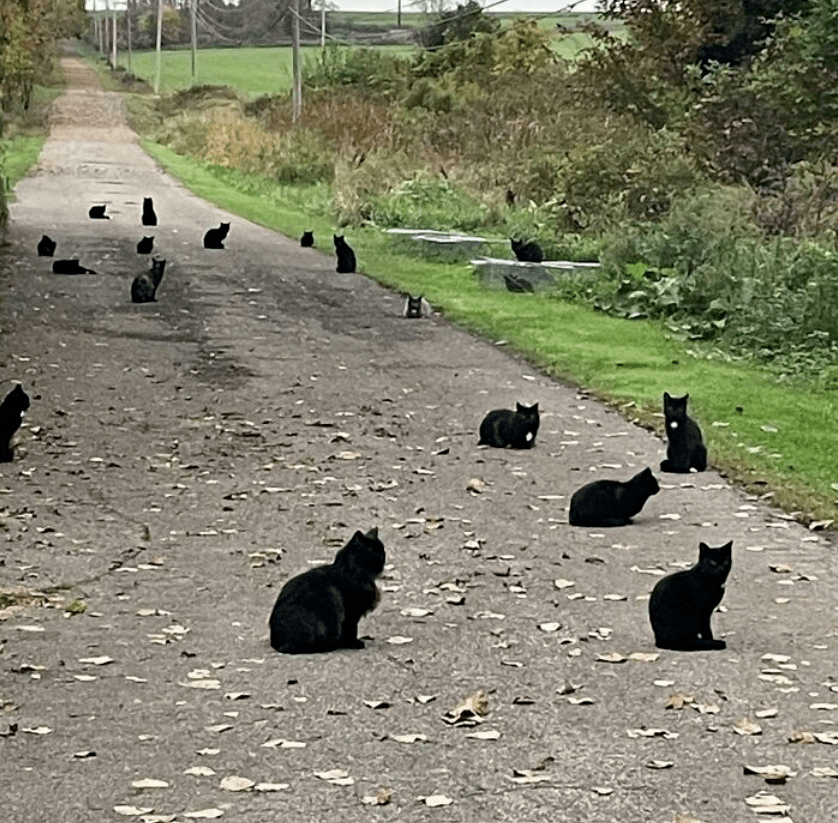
[143,141,837,525]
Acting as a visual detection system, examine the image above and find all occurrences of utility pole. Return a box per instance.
[190,0,197,84]
[112,8,118,68]
[126,1,132,74]
[397,0,401,28]
[291,0,301,122]
[321,7,325,48]
[154,0,164,94]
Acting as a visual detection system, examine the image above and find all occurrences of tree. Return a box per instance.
[420,0,499,49]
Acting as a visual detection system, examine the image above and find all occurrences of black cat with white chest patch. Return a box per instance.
[203,222,230,249]
[131,258,166,303]
[269,527,385,654]
[649,540,732,651]
[0,384,30,462]
[403,294,432,318]
[334,235,357,273]
[478,402,539,449]
[569,467,659,527]
[660,392,707,473]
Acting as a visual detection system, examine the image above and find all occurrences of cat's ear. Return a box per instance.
[532,402,538,412]
[364,527,379,540]
[663,391,672,402]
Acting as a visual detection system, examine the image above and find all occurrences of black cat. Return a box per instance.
[0,384,30,462]
[88,205,109,219]
[511,238,544,263]
[403,294,431,318]
[504,273,534,293]
[269,527,385,654]
[131,258,166,303]
[136,236,154,254]
[660,392,707,473]
[478,402,539,449]
[569,467,660,527]
[203,222,230,249]
[142,197,157,226]
[37,235,56,257]
[52,259,96,274]
[648,541,733,651]
[334,234,357,273]
[300,230,314,247]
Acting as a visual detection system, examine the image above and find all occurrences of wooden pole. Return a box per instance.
[321,7,325,48]
[154,0,163,94]
[126,1,132,74]
[190,0,197,84]
[112,11,117,68]
[292,0,301,122]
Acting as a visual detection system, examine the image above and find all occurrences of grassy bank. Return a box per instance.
[142,141,837,524]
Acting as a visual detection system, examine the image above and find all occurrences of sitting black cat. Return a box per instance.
[136,236,154,254]
[37,235,56,257]
[52,259,96,274]
[660,392,707,473]
[511,238,544,263]
[569,467,660,527]
[478,402,539,449]
[403,294,432,318]
[142,197,157,226]
[269,527,385,654]
[88,205,109,219]
[300,230,314,247]
[131,258,166,303]
[334,234,357,273]
[203,222,230,249]
[504,273,534,293]
[0,384,30,462]
[648,540,733,651]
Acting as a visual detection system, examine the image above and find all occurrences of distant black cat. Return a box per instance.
[300,230,314,247]
[0,384,30,462]
[334,234,357,273]
[511,238,544,263]
[504,273,534,293]
[37,235,56,257]
[136,236,154,254]
[403,294,432,318]
[478,402,539,449]
[88,205,109,219]
[142,197,157,226]
[131,258,166,303]
[660,392,707,473]
[52,259,96,274]
[649,540,733,651]
[569,467,660,527]
[269,527,385,654]
[203,222,230,249]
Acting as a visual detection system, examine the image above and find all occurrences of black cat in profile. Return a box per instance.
[269,527,385,654]
[88,205,109,219]
[649,541,733,651]
[569,467,660,527]
[660,392,707,473]
[136,236,154,254]
[504,273,534,293]
[0,384,30,462]
[131,258,166,303]
[403,294,432,318]
[142,197,157,226]
[511,238,544,263]
[203,222,230,249]
[478,402,539,449]
[300,230,314,247]
[52,259,96,274]
[334,234,357,273]
[37,235,56,257]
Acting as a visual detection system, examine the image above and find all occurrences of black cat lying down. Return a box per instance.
[569,467,659,527]
[269,527,385,654]
[478,402,539,449]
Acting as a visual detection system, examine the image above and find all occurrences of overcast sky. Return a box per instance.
[331,0,601,11]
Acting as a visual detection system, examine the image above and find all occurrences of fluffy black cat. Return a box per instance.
[300,230,314,247]
[203,222,230,249]
[478,402,539,449]
[660,392,707,473]
[142,197,157,226]
[37,235,56,257]
[403,294,432,318]
[569,467,660,527]
[648,540,733,651]
[269,527,385,654]
[0,384,30,462]
[88,205,109,219]
[136,236,154,254]
[52,259,96,274]
[511,238,544,263]
[334,234,357,273]
[131,258,166,303]
[504,273,534,293]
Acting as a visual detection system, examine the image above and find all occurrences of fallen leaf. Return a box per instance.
[364,700,390,710]
[733,719,762,736]
[465,729,501,740]
[400,607,433,618]
[443,691,489,726]
[811,767,838,778]
[596,652,627,664]
[113,806,154,817]
[666,694,695,710]
[744,791,790,815]
[553,578,575,590]
[743,764,796,783]
[421,794,453,807]
[591,786,613,796]
[219,775,254,792]
[627,727,678,739]
[509,769,550,785]
[315,769,355,785]
[131,778,169,789]
[182,810,224,820]
[184,766,215,777]
[386,635,414,645]
[755,708,779,719]
[627,651,660,663]
[391,733,428,744]
[361,788,392,806]
[646,760,674,770]
[78,656,114,666]
[22,726,52,735]
[254,782,290,792]
[538,622,561,632]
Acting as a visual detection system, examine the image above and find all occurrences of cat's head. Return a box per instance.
[301,231,314,243]
[333,234,344,247]
[404,295,423,317]
[635,467,660,495]
[143,197,153,206]
[140,236,153,244]
[336,527,386,577]
[6,384,30,412]
[516,401,539,417]
[220,222,230,230]
[697,540,733,580]
[663,392,689,425]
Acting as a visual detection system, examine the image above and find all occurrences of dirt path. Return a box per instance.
[0,57,836,823]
